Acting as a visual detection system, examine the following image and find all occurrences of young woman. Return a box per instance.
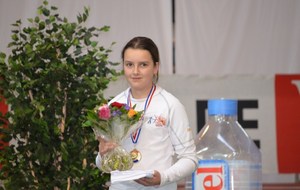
[96,36,197,190]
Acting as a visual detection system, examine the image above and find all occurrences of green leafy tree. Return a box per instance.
[0,1,120,189]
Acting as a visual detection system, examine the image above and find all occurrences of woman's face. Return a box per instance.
[123,48,158,94]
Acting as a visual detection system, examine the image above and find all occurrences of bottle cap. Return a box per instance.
[208,99,237,115]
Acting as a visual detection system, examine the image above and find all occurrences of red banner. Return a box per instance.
[0,96,8,169]
[0,96,8,145]
[275,74,300,173]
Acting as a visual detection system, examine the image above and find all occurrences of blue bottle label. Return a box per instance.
[192,160,230,190]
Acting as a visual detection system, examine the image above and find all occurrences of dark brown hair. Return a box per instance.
[121,36,160,83]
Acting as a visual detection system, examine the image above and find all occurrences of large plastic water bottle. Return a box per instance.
[186,99,262,190]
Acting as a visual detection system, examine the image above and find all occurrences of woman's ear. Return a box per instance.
[154,62,160,75]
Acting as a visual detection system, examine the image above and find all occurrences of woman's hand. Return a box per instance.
[135,170,161,187]
[98,136,117,156]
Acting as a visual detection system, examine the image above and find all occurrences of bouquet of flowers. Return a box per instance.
[83,102,143,173]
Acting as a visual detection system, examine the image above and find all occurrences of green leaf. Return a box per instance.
[42,8,50,16]
[82,120,92,127]
[23,27,31,34]
[11,19,21,27]
[91,41,98,47]
[39,21,46,30]
[27,18,33,23]
[11,30,19,34]
[83,13,88,22]
[74,47,82,55]
[84,37,91,46]
[77,14,82,23]
[49,15,55,23]
[84,7,90,15]
[0,52,6,63]
[20,33,27,40]
[34,16,40,23]
[7,42,16,48]
[50,6,57,10]
[11,34,18,41]
[100,25,110,32]
[24,44,33,54]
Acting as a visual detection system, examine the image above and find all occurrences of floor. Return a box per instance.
[177,183,300,190]
[263,183,300,190]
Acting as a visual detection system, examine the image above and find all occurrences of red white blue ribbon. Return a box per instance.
[127,85,156,144]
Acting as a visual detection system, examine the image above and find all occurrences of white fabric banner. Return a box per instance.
[2,0,300,75]
[0,0,173,74]
[176,0,300,76]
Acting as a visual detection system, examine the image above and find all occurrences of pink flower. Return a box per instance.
[98,104,111,120]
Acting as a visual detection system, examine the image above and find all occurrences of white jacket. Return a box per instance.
[96,86,197,190]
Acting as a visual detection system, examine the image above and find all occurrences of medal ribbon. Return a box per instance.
[127,85,156,144]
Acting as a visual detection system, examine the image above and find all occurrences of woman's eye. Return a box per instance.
[140,63,148,67]
[125,63,133,67]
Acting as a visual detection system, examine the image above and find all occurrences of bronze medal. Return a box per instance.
[130,149,142,163]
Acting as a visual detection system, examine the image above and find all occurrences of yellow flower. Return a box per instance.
[127,109,137,118]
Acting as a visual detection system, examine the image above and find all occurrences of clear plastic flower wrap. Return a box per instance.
[84,102,143,173]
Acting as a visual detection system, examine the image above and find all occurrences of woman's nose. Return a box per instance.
[133,65,139,74]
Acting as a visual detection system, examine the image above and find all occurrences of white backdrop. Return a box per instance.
[1,0,300,184]
[0,0,173,74]
[176,0,300,76]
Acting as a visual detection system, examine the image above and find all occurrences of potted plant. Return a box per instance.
[0,1,120,189]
